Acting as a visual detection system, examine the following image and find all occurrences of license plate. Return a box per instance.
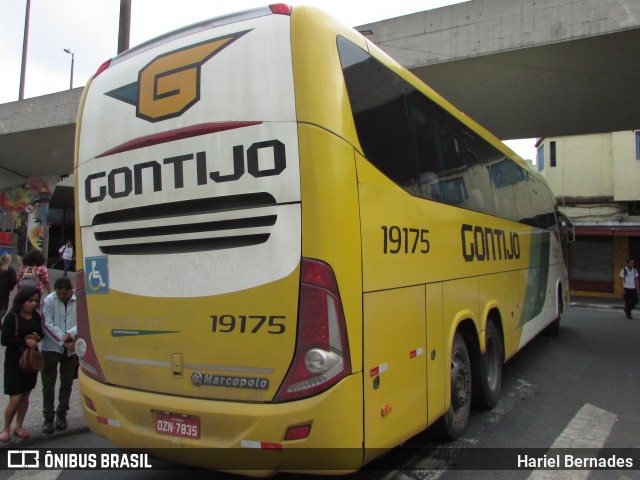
[155,412,200,439]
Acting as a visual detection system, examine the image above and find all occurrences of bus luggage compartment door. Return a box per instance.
[363,286,427,459]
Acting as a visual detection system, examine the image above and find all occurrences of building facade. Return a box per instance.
[537,130,640,297]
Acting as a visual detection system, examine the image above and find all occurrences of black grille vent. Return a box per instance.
[92,193,278,255]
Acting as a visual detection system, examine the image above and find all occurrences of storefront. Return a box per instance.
[569,224,640,297]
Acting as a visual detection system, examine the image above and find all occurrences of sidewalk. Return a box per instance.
[1,266,87,446]
[570,294,624,310]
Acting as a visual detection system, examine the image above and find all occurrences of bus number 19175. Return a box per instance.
[381,226,430,254]
[210,315,286,334]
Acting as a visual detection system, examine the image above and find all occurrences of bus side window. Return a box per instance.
[338,37,418,188]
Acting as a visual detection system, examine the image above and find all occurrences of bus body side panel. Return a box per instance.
[357,154,552,422]
[362,286,427,458]
[425,282,445,426]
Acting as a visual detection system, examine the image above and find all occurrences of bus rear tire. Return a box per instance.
[435,332,471,440]
[472,319,502,409]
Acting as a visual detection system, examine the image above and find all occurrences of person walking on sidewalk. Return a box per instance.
[0,287,43,442]
[41,276,78,434]
[620,259,639,319]
[17,250,52,306]
[58,240,74,277]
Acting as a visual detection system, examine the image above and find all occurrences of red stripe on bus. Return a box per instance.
[95,121,262,158]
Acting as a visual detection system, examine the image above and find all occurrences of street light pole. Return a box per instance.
[118,0,131,54]
[19,0,31,100]
[63,48,74,90]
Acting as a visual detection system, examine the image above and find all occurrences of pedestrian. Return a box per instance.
[41,276,77,434]
[619,258,639,319]
[58,240,74,277]
[0,286,43,442]
[17,249,51,300]
[0,253,17,322]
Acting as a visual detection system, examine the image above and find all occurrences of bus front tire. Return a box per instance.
[472,319,503,409]
[435,332,471,440]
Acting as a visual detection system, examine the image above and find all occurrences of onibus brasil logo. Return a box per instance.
[106,30,250,122]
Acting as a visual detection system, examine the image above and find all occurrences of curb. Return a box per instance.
[569,296,624,310]
[570,302,622,310]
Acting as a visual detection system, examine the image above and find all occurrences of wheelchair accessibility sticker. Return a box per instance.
[85,256,109,294]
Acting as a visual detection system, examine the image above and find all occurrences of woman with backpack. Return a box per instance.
[17,250,51,300]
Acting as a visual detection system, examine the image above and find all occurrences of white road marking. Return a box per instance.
[528,403,618,480]
[380,379,538,480]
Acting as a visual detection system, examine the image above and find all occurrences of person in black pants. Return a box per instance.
[620,259,639,319]
[41,277,78,434]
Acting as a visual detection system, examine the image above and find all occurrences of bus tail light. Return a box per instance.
[274,258,351,402]
[75,270,107,383]
[285,424,312,441]
[94,59,111,78]
[269,4,292,15]
[84,395,97,413]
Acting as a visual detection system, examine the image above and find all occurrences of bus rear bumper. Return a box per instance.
[79,372,364,475]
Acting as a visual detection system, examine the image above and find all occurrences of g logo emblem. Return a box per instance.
[106,30,250,122]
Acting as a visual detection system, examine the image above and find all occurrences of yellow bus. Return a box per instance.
[74,3,568,474]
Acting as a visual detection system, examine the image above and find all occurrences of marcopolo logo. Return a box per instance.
[191,371,269,390]
[106,30,250,122]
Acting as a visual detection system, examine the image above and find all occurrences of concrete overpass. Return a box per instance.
[356,0,640,140]
[0,88,81,190]
[1,0,639,190]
